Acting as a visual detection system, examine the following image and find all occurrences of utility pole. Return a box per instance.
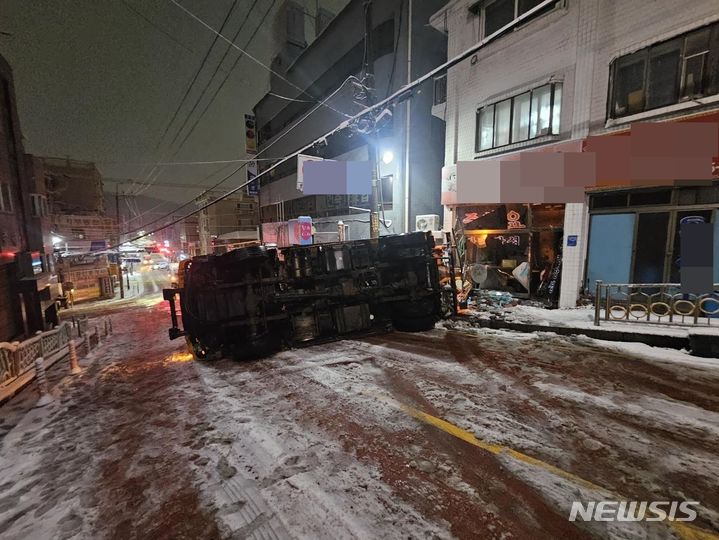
[115,183,125,299]
[363,0,381,239]
[403,0,413,233]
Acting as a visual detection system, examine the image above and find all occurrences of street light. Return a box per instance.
[381,150,394,165]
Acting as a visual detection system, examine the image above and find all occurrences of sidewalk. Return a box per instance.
[60,273,146,317]
[451,304,719,356]
[0,320,111,440]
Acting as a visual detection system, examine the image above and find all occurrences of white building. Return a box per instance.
[431,0,719,307]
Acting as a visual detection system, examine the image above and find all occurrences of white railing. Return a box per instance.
[0,323,73,386]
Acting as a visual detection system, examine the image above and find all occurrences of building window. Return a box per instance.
[475,82,562,152]
[380,175,393,209]
[0,182,12,213]
[433,74,447,105]
[475,0,557,39]
[30,193,48,217]
[609,21,719,118]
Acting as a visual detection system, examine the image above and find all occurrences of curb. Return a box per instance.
[457,316,691,351]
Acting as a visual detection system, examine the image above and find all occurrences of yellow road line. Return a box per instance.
[369,392,719,540]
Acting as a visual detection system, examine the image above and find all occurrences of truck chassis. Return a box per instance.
[163,232,442,360]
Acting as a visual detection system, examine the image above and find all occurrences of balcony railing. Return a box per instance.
[593,281,719,327]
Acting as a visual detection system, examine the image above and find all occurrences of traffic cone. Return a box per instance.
[69,340,81,374]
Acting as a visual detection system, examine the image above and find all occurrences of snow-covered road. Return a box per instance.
[1,291,718,539]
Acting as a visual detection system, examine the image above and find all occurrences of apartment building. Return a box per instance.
[0,55,53,340]
[431,0,719,307]
[196,192,259,255]
[254,0,448,244]
[28,156,118,302]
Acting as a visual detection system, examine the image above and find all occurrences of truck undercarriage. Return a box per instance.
[163,232,443,360]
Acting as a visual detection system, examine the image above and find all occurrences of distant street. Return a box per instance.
[1,282,717,539]
[59,266,174,318]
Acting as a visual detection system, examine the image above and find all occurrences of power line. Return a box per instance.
[268,92,317,103]
[120,0,279,232]
[169,0,347,117]
[120,0,194,54]
[170,0,279,154]
[111,0,559,253]
[123,75,361,237]
[122,162,236,228]
[99,157,276,167]
[165,0,262,152]
[131,0,270,201]
[134,0,241,196]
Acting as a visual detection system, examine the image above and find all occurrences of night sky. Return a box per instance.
[0,0,319,209]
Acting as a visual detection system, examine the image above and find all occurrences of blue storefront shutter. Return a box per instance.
[586,213,636,289]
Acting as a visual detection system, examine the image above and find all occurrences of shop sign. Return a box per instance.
[495,235,521,246]
[507,209,525,229]
[566,235,577,247]
[679,216,706,225]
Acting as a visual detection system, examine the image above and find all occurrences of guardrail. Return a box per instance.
[0,316,113,392]
[0,323,73,385]
[594,281,719,327]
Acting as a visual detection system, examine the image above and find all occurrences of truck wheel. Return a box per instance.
[393,315,436,332]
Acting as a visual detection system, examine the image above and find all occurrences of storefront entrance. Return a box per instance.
[456,204,565,299]
[586,184,719,289]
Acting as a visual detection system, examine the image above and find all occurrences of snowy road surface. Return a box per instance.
[0,286,718,539]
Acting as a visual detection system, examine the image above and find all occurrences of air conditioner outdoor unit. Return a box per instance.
[415,214,440,232]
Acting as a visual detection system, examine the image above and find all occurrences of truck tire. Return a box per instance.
[393,315,436,332]
[391,297,439,332]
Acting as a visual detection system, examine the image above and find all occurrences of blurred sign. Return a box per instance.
[246,161,259,196]
[244,114,257,155]
[297,154,324,191]
[566,235,577,247]
[288,216,313,245]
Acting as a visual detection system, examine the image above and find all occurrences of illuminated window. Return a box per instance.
[475,82,562,152]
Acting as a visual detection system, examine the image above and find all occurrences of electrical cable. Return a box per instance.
[165,0,261,152]
[169,0,346,117]
[385,0,403,98]
[267,92,317,103]
[109,0,557,252]
[130,0,353,218]
[133,0,241,196]
[123,75,362,236]
[123,162,236,227]
[98,157,277,166]
[120,0,194,54]
[169,0,278,155]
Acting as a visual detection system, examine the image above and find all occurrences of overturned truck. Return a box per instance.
[163,232,442,360]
